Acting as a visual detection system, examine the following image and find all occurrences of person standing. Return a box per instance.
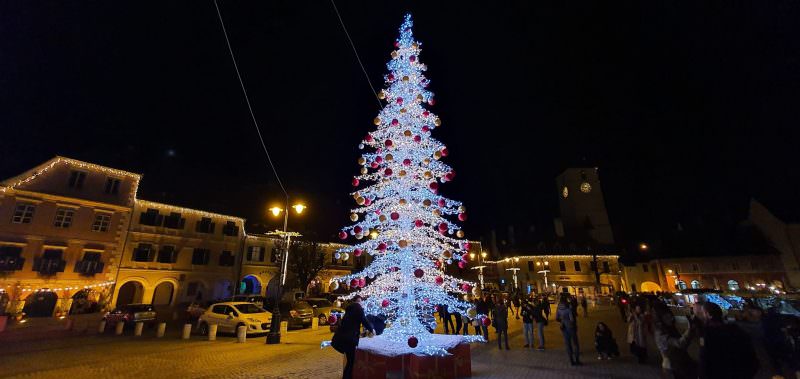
[580,295,589,318]
[439,304,455,334]
[627,303,649,364]
[492,295,510,350]
[556,294,581,365]
[331,296,374,379]
[533,298,547,350]
[542,295,551,320]
[512,294,522,320]
[696,302,759,379]
[453,308,463,336]
[475,296,490,341]
[520,299,535,348]
[652,302,695,378]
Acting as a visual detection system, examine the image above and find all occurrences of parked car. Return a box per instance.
[103,303,157,329]
[230,295,267,308]
[304,298,344,325]
[264,299,313,329]
[197,302,272,335]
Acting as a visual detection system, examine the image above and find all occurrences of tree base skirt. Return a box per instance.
[350,343,472,379]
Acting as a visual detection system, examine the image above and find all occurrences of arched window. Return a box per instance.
[676,280,687,290]
[727,280,740,291]
[690,280,701,289]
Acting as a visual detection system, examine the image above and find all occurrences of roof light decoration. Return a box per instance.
[330,14,482,355]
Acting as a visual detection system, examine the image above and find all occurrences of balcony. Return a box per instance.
[33,257,67,276]
[0,255,25,271]
[74,260,105,276]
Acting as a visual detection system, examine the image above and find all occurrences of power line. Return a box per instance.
[330,0,382,109]
[213,0,288,199]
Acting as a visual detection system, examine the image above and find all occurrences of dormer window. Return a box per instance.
[163,212,185,229]
[222,221,239,237]
[104,177,121,195]
[139,208,163,226]
[196,217,215,234]
[68,170,86,189]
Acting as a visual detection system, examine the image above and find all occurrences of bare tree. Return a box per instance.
[287,242,325,293]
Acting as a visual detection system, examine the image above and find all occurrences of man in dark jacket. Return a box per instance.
[475,295,491,341]
[697,302,758,379]
[556,294,581,365]
[332,296,374,379]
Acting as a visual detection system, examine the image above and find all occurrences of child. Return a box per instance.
[595,322,620,360]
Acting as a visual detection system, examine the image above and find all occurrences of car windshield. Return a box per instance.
[308,299,332,308]
[294,301,312,310]
[234,303,266,314]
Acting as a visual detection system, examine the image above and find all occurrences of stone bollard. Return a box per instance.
[98,320,107,334]
[182,323,192,340]
[115,321,124,335]
[237,325,247,343]
[157,322,166,338]
[312,317,319,330]
[280,321,288,334]
[134,321,144,337]
[208,323,218,341]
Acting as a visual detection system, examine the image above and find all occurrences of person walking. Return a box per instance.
[461,310,470,335]
[652,302,696,378]
[439,304,455,334]
[532,298,547,350]
[492,295,510,350]
[627,302,649,364]
[696,302,759,379]
[594,322,619,360]
[542,295,551,320]
[520,299,535,348]
[580,295,589,318]
[556,294,581,365]
[453,308,463,336]
[512,294,522,320]
[475,296,490,341]
[331,295,374,379]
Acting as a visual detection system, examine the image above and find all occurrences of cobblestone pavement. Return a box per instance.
[0,306,662,379]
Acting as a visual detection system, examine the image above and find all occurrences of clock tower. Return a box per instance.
[556,167,615,245]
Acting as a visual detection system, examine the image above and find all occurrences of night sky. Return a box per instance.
[2,1,798,257]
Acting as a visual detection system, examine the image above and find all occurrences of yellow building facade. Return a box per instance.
[489,253,622,295]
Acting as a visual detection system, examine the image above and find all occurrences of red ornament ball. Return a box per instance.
[434,260,442,268]
[414,268,424,278]
[391,119,399,126]
[422,110,430,117]
[328,315,338,325]
[435,276,444,285]
[338,231,348,240]
[364,197,372,206]
[414,219,424,228]
[428,98,436,106]
[463,242,471,250]
[394,41,400,48]
[482,317,492,327]
[353,248,363,257]
[458,213,467,221]
[409,55,416,62]
[408,336,419,348]
[438,198,446,207]
[365,134,373,142]
[413,135,422,143]
[350,279,358,287]
[438,222,448,232]
[390,212,400,221]
[370,162,379,169]
[422,125,430,133]
[385,139,393,148]
[377,243,387,251]
[375,156,383,163]
[358,278,366,287]
[429,182,439,192]
[461,283,471,291]
[387,73,395,81]
[396,97,403,104]
[381,299,390,308]
[384,168,393,176]
[445,172,456,181]
[353,226,363,234]
[403,158,412,166]
[352,178,360,186]
[458,261,467,269]
[441,148,449,157]
[423,297,430,303]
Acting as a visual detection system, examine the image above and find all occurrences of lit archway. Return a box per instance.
[116,281,145,307]
[240,275,262,295]
[152,282,175,306]
[727,280,740,291]
[690,280,702,289]
[640,281,661,293]
[23,291,58,317]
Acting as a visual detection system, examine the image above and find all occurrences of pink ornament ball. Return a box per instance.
[364,197,372,206]
[414,219,424,228]
[338,231,348,240]
[414,268,424,278]
[458,261,466,269]
[396,97,403,104]
[435,276,444,285]
[403,158,412,166]
[390,212,400,220]
[354,226,363,234]
[461,283,471,291]
[353,248,363,257]
[437,198,446,207]
[409,55,416,62]
[458,213,467,221]
[384,168,393,176]
[377,243,387,251]
[438,222,448,232]
[428,98,436,106]
[385,139,393,148]
[463,242,471,250]
[423,297,430,303]
[408,336,419,348]
[328,315,338,325]
[381,299,390,307]
[391,119,399,126]
[352,178,360,186]
[358,278,366,287]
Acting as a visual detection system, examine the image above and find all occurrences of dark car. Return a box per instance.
[266,300,313,329]
[103,303,157,328]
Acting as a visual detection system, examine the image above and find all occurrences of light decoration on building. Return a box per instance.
[136,200,245,224]
[485,254,620,264]
[328,14,483,355]
[16,281,116,293]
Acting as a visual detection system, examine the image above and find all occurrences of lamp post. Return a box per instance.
[536,259,551,293]
[265,202,305,345]
[506,268,521,291]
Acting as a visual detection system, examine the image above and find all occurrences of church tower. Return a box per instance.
[555,167,615,245]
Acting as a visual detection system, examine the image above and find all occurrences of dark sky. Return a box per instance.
[1,1,798,255]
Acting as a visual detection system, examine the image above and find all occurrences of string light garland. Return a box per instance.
[0,156,140,193]
[136,200,245,224]
[485,254,620,264]
[13,281,116,293]
[329,14,482,356]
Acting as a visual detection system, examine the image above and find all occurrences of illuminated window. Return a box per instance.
[53,208,75,228]
[676,280,687,290]
[728,280,740,291]
[12,203,36,224]
[573,261,581,271]
[691,280,701,289]
[247,246,264,262]
[558,261,566,271]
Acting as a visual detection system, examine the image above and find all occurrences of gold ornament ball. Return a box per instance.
[358,157,366,165]
[456,230,465,238]
[399,170,406,177]
[356,196,365,205]
[443,250,452,258]
[433,209,442,216]
[434,118,442,126]
[404,130,412,137]
[386,154,394,161]
[373,117,381,126]
[391,51,398,58]
[423,199,432,207]
[412,42,418,49]
[458,205,467,213]
[424,171,433,179]
[434,151,442,160]
[399,198,407,205]
[350,213,359,222]
[379,215,387,222]
[355,233,363,240]
[416,94,423,101]
[378,91,386,99]
[402,75,410,82]
[400,108,407,114]
[330,281,339,291]
[399,240,408,248]
[360,167,368,174]
[423,158,431,165]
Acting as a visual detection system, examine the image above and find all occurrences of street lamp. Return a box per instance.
[536,259,551,292]
[471,265,487,290]
[506,268,521,290]
[265,202,306,345]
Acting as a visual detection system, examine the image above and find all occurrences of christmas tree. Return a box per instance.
[331,14,482,355]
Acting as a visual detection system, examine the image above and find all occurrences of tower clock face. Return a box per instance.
[580,182,592,193]
[562,186,569,199]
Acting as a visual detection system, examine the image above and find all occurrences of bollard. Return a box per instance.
[157,322,166,338]
[134,321,144,337]
[237,325,247,343]
[312,317,319,331]
[115,321,124,335]
[280,321,288,334]
[98,320,107,334]
[208,323,218,341]
[182,323,192,340]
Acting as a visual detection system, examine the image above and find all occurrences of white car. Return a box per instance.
[197,302,272,335]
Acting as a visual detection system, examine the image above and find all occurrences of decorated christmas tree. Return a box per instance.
[330,14,482,355]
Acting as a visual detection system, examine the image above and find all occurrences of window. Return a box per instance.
[750,261,759,270]
[728,280,740,291]
[191,248,210,265]
[163,212,185,229]
[132,243,154,262]
[602,261,610,273]
[527,261,534,271]
[222,221,239,237]
[67,170,86,189]
[676,280,687,290]
[12,202,36,224]
[691,263,700,272]
[74,252,104,275]
[196,217,215,234]
[271,247,282,263]
[92,213,112,232]
[691,280,701,289]
[573,261,581,271]
[558,261,566,271]
[104,177,121,195]
[710,263,720,271]
[642,264,649,273]
[219,251,235,266]
[157,245,177,263]
[34,249,66,275]
[139,208,163,226]
[247,246,264,262]
[731,262,739,271]
[0,246,25,271]
[53,207,75,228]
